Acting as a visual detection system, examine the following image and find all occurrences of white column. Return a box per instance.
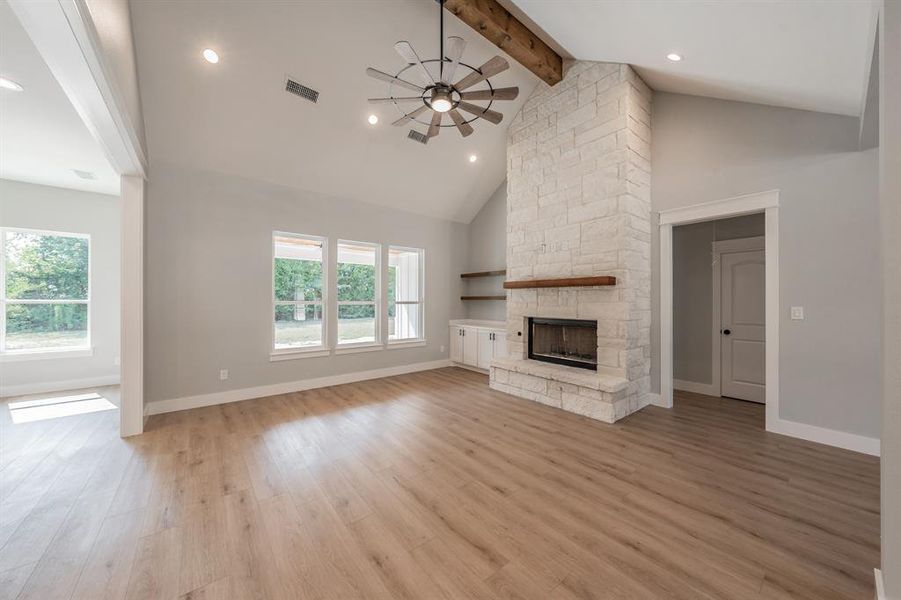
[880,1,901,596]
[120,174,144,437]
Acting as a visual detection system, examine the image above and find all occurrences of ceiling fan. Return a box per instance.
[365,0,519,139]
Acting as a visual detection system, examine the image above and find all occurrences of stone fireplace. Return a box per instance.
[489,61,652,424]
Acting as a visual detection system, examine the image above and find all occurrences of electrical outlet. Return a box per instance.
[440,345,445,353]
[790,306,805,320]
[219,369,229,380]
[114,356,120,366]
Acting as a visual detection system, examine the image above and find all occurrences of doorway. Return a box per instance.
[659,190,780,431]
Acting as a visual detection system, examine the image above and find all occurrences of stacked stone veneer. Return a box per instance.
[489,61,652,424]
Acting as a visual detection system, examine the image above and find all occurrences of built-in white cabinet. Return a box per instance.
[450,325,464,363]
[449,320,506,372]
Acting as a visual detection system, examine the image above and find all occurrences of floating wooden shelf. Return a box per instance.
[503,276,616,289]
[460,295,507,301]
[460,269,507,279]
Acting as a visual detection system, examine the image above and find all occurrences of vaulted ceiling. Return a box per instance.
[0,0,119,195]
[130,0,538,223]
[512,0,878,117]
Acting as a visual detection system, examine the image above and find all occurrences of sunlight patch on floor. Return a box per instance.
[8,392,117,423]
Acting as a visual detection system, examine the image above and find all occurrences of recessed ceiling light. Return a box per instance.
[666,53,683,62]
[0,77,24,92]
[368,114,379,125]
[469,155,478,163]
[202,48,220,64]
[72,169,96,180]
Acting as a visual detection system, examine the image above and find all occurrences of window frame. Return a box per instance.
[335,239,382,349]
[387,245,425,346]
[0,227,92,358]
[271,231,329,358]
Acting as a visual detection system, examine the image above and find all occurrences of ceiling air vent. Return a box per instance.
[285,78,319,103]
[407,130,429,145]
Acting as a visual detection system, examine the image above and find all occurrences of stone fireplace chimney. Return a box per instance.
[490,61,652,423]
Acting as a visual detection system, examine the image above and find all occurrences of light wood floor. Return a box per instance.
[0,368,880,599]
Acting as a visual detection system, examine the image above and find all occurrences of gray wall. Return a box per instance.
[144,163,467,404]
[673,214,764,384]
[880,0,900,594]
[0,179,121,394]
[653,92,882,439]
[464,181,507,321]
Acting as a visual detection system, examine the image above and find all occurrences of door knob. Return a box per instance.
[722,329,732,335]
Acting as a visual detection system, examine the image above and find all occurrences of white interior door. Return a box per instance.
[721,250,766,403]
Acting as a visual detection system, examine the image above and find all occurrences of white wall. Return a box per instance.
[0,179,121,395]
[652,92,882,440]
[673,214,764,385]
[144,162,467,406]
[465,181,507,321]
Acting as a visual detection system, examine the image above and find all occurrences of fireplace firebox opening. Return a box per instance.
[528,318,598,371]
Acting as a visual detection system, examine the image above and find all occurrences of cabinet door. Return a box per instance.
[463,327,479,367]
[449,326,464,363]
[492,329,508,360]
[477,330,494,370]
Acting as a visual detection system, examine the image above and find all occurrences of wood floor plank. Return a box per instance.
[0,370,880,599]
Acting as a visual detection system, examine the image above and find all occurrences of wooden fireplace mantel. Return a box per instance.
[503,276,616,289]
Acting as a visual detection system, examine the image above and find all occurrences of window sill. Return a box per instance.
[0,347,94,362]
[386,339,427,350]
[334,343,384,355]
[270,348,330,362]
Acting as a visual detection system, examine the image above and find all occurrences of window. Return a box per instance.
[1,228,90,354]
[388,246,424,342]
[273,233,326,352]
[337,241,379,346]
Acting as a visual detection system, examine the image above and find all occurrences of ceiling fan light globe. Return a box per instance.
[432,98,452,113]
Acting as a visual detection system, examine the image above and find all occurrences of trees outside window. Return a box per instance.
[337,241,379,346]
[273,233,325,351]
[1,229,90,353]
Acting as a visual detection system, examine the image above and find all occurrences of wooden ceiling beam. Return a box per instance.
[444,0,563,86]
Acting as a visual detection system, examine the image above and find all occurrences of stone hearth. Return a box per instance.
[490,61,652,424]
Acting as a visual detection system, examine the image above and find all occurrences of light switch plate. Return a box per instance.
[790,306,804,320]
[219,369,229,380]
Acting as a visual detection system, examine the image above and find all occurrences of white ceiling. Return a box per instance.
[129,0,538,223]
[512,0,877,117]
[0,0,119,196]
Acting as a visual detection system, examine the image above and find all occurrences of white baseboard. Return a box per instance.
[673,379,719,397]
[0,374,120,399]
[647,392,671,408]
[144,359,453,416]
[875,569,886,600]
[768,417,880,456]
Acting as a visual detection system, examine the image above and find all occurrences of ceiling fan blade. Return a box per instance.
[448,109,473,137]
[395,41,436,86]
[391,104,430,126]
[367,97,424,104]
[427,111,442,138]
[460,87,519,101]
[454,56,509,91]
[457,101,503,125]
[366,68,424,94]
[442,36,466,84]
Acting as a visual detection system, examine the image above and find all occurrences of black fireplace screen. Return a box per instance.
[528,318,598,371]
